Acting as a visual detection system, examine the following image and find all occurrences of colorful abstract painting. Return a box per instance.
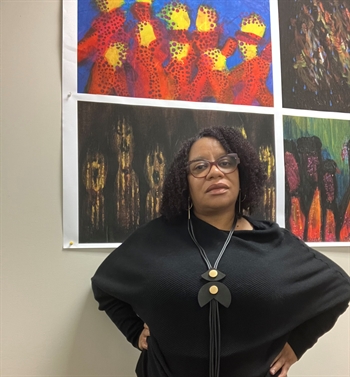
[78,101,276,243]
[278,0,350,113]
[78,0,272,106]
[284,116,350,242]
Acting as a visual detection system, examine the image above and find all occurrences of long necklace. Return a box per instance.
[188,213,237,377]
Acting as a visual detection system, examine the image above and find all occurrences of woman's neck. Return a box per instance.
[193,209,236,231]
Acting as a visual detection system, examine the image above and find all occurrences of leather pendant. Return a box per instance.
[198,282,232,308]
[198,269,232,308]
[201,269,226,282]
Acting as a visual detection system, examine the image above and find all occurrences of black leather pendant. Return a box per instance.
[188,216,237,377]
[201,269,226,282]
[198,282,232,308]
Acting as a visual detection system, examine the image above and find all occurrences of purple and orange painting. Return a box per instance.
[78,101,276,243]
[284,116,350,242]
[279,0,350,113]
[78,0,272,106]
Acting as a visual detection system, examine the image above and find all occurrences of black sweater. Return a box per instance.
[92,215,350,377]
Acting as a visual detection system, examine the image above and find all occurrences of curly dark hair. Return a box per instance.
[160,126,267,220]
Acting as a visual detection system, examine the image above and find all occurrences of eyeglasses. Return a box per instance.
[187,153,240,178]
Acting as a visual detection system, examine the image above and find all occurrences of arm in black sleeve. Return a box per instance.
[288,300,349,359]
[92,282,144,349]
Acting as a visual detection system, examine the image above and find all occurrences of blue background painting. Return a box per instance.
[78,0,272,95]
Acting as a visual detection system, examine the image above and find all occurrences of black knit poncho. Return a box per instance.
[92,215,350,377]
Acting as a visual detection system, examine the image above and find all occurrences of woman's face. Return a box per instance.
[187,137,240,216]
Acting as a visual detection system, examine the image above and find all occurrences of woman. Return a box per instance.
[92,126,350,377]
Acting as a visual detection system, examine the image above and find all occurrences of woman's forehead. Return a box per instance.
[188,137,225,159]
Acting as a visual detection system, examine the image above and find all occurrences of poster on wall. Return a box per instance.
[278,0,350,113]
[284,116,350,242]
[78,0,273,106]
[63,0,280,248]
[64,0,350,247]
[78,102,276,243]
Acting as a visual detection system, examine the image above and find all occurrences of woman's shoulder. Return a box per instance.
[241,216,307,247]
[131,214,185,235]
[245,217,349,280]
[244,215,281,231]
[117,214,187,249]
[92,216,182,278]
[245,216,300,237]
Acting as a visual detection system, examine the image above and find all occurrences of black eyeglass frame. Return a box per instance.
[187,153,240,179]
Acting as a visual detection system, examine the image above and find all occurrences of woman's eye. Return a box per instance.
[219,159,233,167]
[193,162,208,171]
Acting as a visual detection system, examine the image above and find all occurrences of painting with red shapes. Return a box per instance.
[278,0,350,113]
[284,116,350,242]
[78,0,273,106]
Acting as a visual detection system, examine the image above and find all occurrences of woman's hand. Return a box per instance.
[270,342,297,377]
[138,323,150,350]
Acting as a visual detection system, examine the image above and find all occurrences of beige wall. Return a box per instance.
[1,0,349,376]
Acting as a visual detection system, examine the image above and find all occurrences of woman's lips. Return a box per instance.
[206,183,229,193]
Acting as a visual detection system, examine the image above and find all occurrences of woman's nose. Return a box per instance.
[206,163,224,179]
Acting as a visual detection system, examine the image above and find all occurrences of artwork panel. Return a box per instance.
[278,0,350,113]
[284,115,350,242]
[78,101,276,243]
[77,0,273,106]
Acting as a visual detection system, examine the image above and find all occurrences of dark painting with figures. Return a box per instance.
[78,101,276,243]
[278,0,350,113]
